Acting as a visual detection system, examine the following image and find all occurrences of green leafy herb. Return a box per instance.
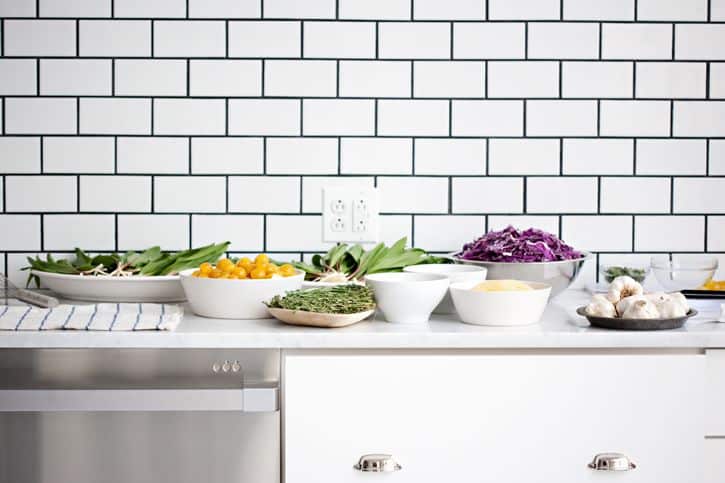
[603,266,647,284]
[266,284,375,314]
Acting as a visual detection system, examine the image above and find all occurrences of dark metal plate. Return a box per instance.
[576,307,698,331]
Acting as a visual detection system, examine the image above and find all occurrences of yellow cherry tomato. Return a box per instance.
[237,257,252,268]
[197,272,209,278]
[255,254,270,266]
[199,262,213,275]
[209,268,223,279]
[217,258,234,273]
[250,267,267,279]
[267,263,279,275]
[232,267,248,279]
[192,270,202,277]
[279,264,296,277]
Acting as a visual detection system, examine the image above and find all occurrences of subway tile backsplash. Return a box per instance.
[0,0,724,286]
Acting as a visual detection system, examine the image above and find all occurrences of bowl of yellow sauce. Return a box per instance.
[450,280,551,326]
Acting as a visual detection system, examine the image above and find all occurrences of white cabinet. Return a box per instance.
[706,439,725,483]
[284,352,704,483]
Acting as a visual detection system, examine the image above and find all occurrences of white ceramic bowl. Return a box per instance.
[450,280,552,326]
[365,272,449,324]
[179,269,304,319]
[403,264,488,314]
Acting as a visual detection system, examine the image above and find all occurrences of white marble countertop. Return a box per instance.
[1,291,724,349]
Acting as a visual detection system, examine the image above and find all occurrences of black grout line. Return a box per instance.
[596,99,601,136]
[522,99,527,136]
[75,20,79,56]
[75,97,80,134]
[35,59,40,95]
[484,138,489,175]
[300,21,304,58]
[559,138,563,174]
[225,98,229,135]
[111,59,116,95]
[39,137,44,172]
[0,20,3,57]
[706,138,710,175]
[410,61,415,97]
[483,61,487,97]
[632,61,637,98]
[706,62,710,99]
[558,61,562,98]
[449,22,453,59]
[336,60,340,97]
[634,0,638,21]
[299,98,303,135]
[76,175,80,211]
[671,23,676,60]
[186,59,190,96]
[186,0,189,18]
[375,22,379,59]
[596,176,601,213]
[559,0,563,20]
[150,20,155,57]
[335,0,339,20]
[669,100,674,137]
[524,22,528,59]
[225,20,229,58]
[597,23,602,60]
[669,176,674,213]
[448,99,452,136]
[709,0,713,22]
[632,138,637,174]
[114,214,118,251]
[39,214,44,250]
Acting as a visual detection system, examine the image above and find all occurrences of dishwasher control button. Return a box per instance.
[212,362,222,373]
[231,361,241,372]
[222,360,231,372]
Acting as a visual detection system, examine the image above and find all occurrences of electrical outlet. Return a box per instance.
[323,187,379,243]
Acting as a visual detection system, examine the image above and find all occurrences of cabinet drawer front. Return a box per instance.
[707,350,725,436]
[284,353,704,483]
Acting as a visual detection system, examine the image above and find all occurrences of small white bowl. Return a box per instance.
[450,280,552,326]
[365,272,449,324]
[179,269,304,319]
[403,264,487,314]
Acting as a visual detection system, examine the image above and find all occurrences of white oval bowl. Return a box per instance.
[31,270,185,302]
[365,272,449,324]
[179,268,304,319]
[403,264,487,314]
[450,280,552,326]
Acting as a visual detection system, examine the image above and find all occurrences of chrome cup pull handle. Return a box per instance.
[354,454,402,473]
[588,452,636,471]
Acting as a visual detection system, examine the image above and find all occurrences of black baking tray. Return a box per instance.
[682,290,725,299]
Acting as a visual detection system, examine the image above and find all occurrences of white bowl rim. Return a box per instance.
[450,280,552,292]
[403,264,487,273]
[179,267,305,280]
[31,270,180,282]
[365,272,449,283]
[446,251,592,266]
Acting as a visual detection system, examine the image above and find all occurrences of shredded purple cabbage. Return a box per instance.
[456,226,582,263]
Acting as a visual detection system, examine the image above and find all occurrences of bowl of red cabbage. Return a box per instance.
[449,226,590,297]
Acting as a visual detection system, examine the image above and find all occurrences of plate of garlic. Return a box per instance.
[577,275,697,330]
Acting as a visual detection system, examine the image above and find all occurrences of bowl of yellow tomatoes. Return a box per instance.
[180,254,304,319]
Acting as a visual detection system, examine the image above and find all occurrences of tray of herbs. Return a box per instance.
[265,285,376,328]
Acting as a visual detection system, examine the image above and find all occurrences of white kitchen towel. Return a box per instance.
[0,303,183,331]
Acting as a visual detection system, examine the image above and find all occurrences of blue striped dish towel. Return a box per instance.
[0,303,183,331]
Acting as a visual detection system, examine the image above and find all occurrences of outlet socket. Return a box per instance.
[323,187,379,243]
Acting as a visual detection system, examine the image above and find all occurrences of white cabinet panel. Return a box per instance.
[284,353,704,483]
[706,439,725,483]
[706,350,725,436]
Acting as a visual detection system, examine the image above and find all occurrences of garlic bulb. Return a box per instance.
[615,295,647,317]
[585,294,617,318]
[645,292,688,318]
[606,275,644,304]
[621,299,660,319]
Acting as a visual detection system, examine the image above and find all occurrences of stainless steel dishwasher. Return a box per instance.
[0,349,280,483]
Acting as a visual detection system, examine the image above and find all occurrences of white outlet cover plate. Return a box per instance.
[322,187,380,243]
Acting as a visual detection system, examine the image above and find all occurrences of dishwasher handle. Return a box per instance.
[0,386,278,413]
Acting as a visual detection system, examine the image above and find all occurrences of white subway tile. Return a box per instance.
[118,215,189,251]
[80,98,150,135]
[190,60,261,97]
[0,0,35,17]
[488,0,559,19]
[264,0,335,19]
[43,137,115,174]
[80,176,151,212]
[266,138,338,174]
[414,61,484,98]
[415,139,485,175]
[602,24,672,60]
[192,215,263,252]
[715,0,725,20]
[562,61,633,98]
[414,0,485,20]
[638,0,707,21]
[189,0,260,18]
[264,60,337,97]
[44,215,115,251]
[340,61,411,98]
[380,215,413,246]
[488,139,559,175]
[708,217,725,252]
[40,0,110,17]
[0,137,40,173]
[117,137,189,174]
[229,99,300,135]
[673,101,725,137]
[527,177,598,213]
[303,99,374,135]
[414,215,485,252]
[378,177,448,213]
[79,20,150,57]
[304,21,375,59]
[377,100,449,136]
[4,20,76,56]
[379,22,451,59]
[302,176,375,212]
[339,0,410,20]
[155,176,226,213]
[114,0,186,17]
[229,21,301,58]
[636,62,706,99]
[452,100,523,136]
[0,216,41,251]
[453,23,525,59]
[562,215,632,252]
[712,63,725,98]
[636,139,706,175]
[115,59,186,96]
[488,61,558,98]
[0,60,36,95]
[228,176,300,213]
[563,0,633,20]
[600,177,670,213]
[488,215,560,235]
[340,138,412,174]
[191,138,263,174]
[154,21,226,57]
[600,100,671,137]
[267,215,330,252]
[674,178,725,214]
[527,100,597,136]
[452,177,523,213]
[528,23,599,60]
[5,98,77,135]
[40,59,112,96]
[154,99,225,135]
[563,139,633,175]
[635,216,704,251]
[6,176,76,212]
[711,140,725,175]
